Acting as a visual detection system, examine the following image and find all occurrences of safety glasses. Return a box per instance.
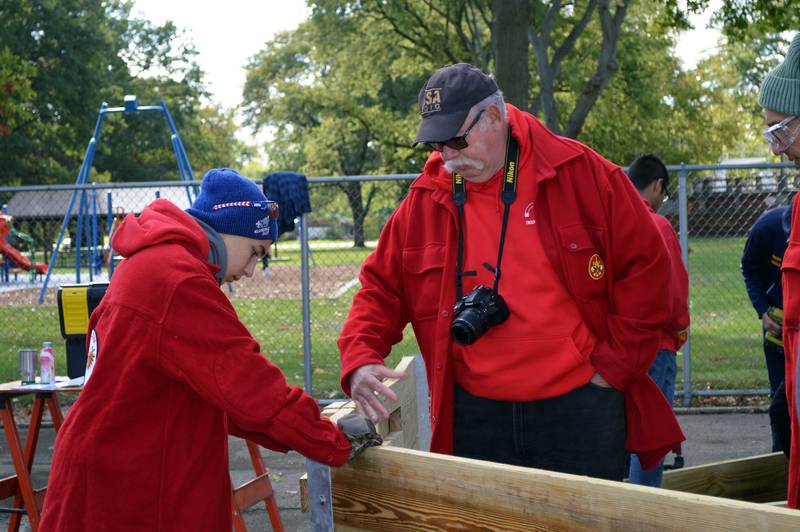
[425,110,485,152]
[763,115,800,154]
[255,201,279,220]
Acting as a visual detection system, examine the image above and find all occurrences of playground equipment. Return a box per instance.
[38,95,197,303]
[0,213,47,280]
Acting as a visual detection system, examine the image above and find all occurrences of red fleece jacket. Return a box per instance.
[650,210,690,352]
[339,105,685,469]
[782,193,800,509]
[40,200,349,532]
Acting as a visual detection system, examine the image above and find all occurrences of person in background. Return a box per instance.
[742,202,792,454]
[626,153,690,487]
[758,31,800,509]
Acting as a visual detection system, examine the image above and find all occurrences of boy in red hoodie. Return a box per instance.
[40,168,374,531]
[626,153,690,487]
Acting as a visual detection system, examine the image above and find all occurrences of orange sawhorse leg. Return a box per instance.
[246,440,284,531]
[230,440,285,532]
[6,392,64,531]
[1,396,42,532]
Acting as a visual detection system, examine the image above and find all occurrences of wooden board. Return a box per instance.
[661,452,789,503]
[331,446,800,531]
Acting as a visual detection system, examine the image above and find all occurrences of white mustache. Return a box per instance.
[444,156,485,174]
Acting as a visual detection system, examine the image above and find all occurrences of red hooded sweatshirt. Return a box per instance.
[650,210,690,352]
[40,199,350,532]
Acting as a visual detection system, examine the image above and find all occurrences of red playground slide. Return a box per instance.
[0,214,48,275]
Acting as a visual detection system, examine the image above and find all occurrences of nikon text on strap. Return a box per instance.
[452,126,520,300]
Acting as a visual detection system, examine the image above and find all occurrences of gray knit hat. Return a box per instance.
[758,33,800,116]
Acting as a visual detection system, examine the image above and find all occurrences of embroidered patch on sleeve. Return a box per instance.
[84,329,98,384]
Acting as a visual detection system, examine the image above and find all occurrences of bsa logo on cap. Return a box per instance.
[422,88,442,115]
[588,254,605,280]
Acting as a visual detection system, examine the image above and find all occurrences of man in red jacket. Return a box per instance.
[761,32,800,508]
[626,153,690,487]
[40,169,376,531]
[339,63,684,481]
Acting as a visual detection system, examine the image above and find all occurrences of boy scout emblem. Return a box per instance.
[422,88,442,114]
[85,329,98,384]
[588,254,605,280]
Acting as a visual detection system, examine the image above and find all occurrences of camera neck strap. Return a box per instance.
[452,126,519,300]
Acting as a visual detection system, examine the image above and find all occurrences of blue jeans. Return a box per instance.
[628,349,677,487]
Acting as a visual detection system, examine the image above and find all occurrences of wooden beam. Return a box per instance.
[331,446,800,531]
[662,452,788,502]
[299,474,309,513]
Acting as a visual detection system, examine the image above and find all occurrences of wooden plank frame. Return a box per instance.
[305,355,800,531]
[662,452,789,503]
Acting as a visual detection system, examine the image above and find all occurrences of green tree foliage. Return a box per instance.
[243,8,424,246]
[0,0,242,186]
[240,1,798,244]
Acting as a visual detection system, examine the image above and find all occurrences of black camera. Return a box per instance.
[450,285,510,345]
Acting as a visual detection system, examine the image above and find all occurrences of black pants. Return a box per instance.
[770,380,791,458]
[764,336,786,452]
[453,382,627,480]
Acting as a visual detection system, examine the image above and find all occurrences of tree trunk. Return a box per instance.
[491,0,530,109]
[563,0,630,138]
[529,0,599,136]
[342,181,378,248]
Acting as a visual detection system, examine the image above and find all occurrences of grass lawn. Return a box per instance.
[0,236,772,399]
[683,236,768,392]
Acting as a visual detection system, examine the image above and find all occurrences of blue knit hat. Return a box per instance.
[187,168,278,241]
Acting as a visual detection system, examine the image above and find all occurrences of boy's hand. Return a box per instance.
[337,413,383,461]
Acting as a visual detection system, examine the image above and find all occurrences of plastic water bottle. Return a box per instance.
[39,341,55,384]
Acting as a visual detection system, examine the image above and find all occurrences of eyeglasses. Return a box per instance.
[257,201,280,220]
[763,115,800,154]
[425,110,485,152]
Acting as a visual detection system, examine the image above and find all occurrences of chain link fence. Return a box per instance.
[668,162,799,405]
[0,162,797,404]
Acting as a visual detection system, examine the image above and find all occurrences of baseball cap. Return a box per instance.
[412,63,499,146]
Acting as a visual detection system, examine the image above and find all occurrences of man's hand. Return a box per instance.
[763,312,782,337]
[337,413,383,461]
[590,372,613,388]
[348,364,407,422]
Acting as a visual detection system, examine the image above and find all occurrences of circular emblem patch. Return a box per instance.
[588,254,605,280]
[84,329,98,384]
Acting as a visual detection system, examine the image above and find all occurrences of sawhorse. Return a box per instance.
[0,384,284,531]
[0,390,69,532]
[232,440,285,531]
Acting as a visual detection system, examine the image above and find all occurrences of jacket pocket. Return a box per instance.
[402,244,445,321]
[557,224,607,299]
